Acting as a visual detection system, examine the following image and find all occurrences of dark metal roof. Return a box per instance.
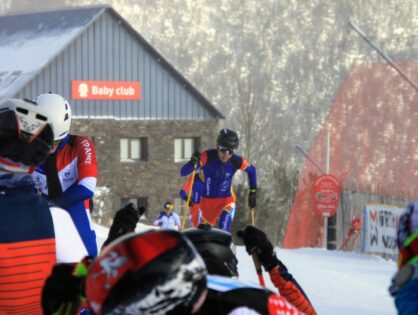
[0,5,224,119]
[0,6,103,35]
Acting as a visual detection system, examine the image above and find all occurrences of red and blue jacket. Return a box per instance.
[180,149,256,198]
[32,134,98,257]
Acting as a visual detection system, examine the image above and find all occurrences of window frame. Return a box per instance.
[120,137,148,162]
[174,137,200,162]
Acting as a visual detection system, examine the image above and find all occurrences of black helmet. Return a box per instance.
[85,230,207,315]
[183,224,238,278]
[216,128,239,151]
[0,98,54,173]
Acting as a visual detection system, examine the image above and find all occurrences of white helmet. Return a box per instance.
[34,93,72,141]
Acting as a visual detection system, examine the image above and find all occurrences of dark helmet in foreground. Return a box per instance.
[216,128,239,151]
[183,224,239,278]
[0,98,54,173]
[85,230,207,315]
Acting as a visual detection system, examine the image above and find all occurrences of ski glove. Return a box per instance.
[103,203,142,247]
[42,263,83,315]
[190,150,201,165]
[248,188,257,208]
[237,225,280,271]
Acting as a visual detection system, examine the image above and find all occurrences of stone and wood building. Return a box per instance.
[0,5,224,225]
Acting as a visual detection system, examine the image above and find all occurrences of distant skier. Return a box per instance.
[31,93,99,257]
[389,199,418,314]
[180,128,257,232]
[0,99,88,314]
[153,201,181,230]
[179,172,204,227]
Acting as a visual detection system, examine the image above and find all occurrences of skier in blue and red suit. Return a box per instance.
[180,128,257,232]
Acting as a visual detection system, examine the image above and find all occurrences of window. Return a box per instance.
[120,137,148,162]
[174,137,200,162]
[120,197,148,220]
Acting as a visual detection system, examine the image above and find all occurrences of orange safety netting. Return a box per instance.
[283,61,418,248]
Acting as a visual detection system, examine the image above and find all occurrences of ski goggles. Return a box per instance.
[218,146,234,155]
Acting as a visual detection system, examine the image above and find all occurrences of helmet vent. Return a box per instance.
[64,113,69,121]
[16,107,28,115]
[35,114,47,121]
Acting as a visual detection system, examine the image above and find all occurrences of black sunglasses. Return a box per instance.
[218,146,234,155]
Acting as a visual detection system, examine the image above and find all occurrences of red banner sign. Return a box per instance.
[312,174,341,217]
[72,80,141,100]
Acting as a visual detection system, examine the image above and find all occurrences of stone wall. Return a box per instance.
[72,119,219,226]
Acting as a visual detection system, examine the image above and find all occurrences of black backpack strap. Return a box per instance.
[67,135,77,147]
[45,152,62,200]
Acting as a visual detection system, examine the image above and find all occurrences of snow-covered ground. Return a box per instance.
[250,248,397,315]
[94,224,397,315]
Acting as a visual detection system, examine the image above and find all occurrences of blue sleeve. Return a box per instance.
[245,164,257,189]
[179,189,188,201]
[193,179,203,203]
[180,162,198,176]
[53,183,94,209]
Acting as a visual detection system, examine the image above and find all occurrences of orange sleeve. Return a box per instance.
[269,266,317,315]
[200,151,208,167]
[239,157,251,170]
[182,176,192,193]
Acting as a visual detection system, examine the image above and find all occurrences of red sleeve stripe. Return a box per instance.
[240,158,250,170]
[200,151,208,166]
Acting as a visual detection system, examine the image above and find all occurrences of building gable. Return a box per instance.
[0,5,223,120]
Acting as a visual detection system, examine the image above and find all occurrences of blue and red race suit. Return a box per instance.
[179,174,204,227]
[180,149,256,229]
[32,134,98,257]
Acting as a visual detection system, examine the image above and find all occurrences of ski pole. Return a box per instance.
[181,164,197,230]
[251,249,266,287]
[251,208,255,225]
[249,207,266,287]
